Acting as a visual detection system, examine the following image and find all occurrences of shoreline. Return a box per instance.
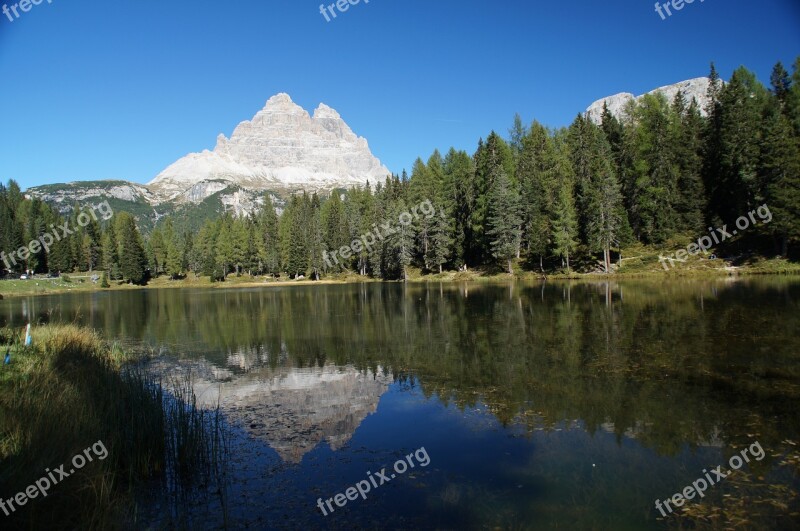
[2,263,799,300]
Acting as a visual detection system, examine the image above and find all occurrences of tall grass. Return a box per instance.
[0,325,229,529]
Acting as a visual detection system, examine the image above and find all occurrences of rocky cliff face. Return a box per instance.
[585,77,714,123]
[148,94,390,201]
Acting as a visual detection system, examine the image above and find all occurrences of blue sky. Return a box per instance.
[1,0,799,190]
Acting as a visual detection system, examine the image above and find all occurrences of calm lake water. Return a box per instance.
[1,279,799,530]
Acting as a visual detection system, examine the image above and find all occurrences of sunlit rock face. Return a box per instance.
[152,354,393,464]
[585,77,714,124]
[148,93,390,202]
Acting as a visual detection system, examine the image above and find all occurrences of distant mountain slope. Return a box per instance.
[26,180,280,235]
[26,180,165,232]
[585,77,714,123]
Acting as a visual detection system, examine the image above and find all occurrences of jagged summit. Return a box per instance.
[585,77,714,123]
[148,94,390,201]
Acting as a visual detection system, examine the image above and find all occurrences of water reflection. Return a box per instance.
[151,353,392,464]
[1,279,798,528]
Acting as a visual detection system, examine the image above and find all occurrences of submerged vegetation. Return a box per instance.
[0,324,228,529]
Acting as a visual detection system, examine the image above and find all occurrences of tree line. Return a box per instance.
[3,59,799,283]
[0,186,148,283]
[178,59,799,279]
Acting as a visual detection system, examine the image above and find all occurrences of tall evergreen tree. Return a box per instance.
[442,148,473,269]
[102,223,120,280]
[670,93,707,233]
[486,171,522,274]
[551,174,578,273]
[117,213,147,284]
[518,122,556,271]
[760,96,800,256]
[257,196,281,276]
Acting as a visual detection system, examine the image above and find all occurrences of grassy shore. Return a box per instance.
[0,325,226,529]
[1,247,798,299]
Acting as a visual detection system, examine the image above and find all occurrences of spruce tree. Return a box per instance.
[518,122,555,271]
[117,213,147,284]
[760,97,800,256]
[671,94,707,233]
[486,171,522,274]
[257,196,281,276]
[551,175,578,273]
[308,193,324,279]
[321,192,348,272]
[442,148,473,270]
[102,223,120,280]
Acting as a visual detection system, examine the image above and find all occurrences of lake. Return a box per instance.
[1,279,798,530]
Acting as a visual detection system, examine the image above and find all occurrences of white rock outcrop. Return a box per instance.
[149,94,390,201]
[586,77,713,124]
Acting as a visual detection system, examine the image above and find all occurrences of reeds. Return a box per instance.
[0,324,229,529]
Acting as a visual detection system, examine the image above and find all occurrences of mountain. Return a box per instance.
[148,93,390,201]
[585,77,713,123]
[26,94,389,232]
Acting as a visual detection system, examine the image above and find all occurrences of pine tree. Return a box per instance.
[771,62,791,104]
[308,193,324,279]
[286,195,309,277]
[321,191,348,272]
[469,133,514,264]
[257,196,281,276]
[215,215,235,278]
[442,148,473,270]
[551,175,578,273]
[231,218,249,276]
[81,213,101,272]
[165,229,185,279]
[760,96,800,256]
[387,199,416,281]
[102,223,120,280]
[629,93,680,242]
[487,171,522,274]
[149,228,166,276]
[518,122,555,271]
[409,157,433,263]
[508,112,528,168]
[117,213,147,284]
[192,220,219,278]
[711,67,768,222]
[671,95,707,233]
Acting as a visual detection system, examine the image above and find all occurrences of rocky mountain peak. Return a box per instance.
[585,77,713,123]
[148,94,390,201]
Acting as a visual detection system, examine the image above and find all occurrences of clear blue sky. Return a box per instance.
[1,0,799,190]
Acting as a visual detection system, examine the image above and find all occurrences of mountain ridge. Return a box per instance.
[585,77,714,123]
[147,93,390,201]
[26,78,712,232]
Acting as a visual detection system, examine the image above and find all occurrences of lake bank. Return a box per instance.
[1,254,799,300]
